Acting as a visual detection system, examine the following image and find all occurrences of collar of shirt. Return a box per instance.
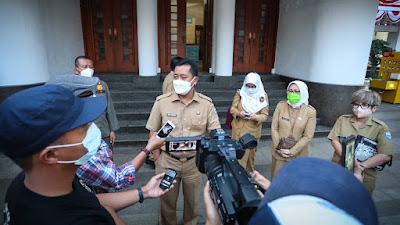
[170,89,201,104]
[349,115,374,128]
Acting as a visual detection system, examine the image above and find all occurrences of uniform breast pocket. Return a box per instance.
[191,118,207,133]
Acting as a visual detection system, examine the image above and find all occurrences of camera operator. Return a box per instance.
[203,158,377,225]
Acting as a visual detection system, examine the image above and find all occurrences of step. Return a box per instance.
[117,113,321,129]
[106,80,287,91]
[110,89,287,102]
[114,111,320,136]
[98,73,282,84]
[115,106,278,121]
[113,124,331,151]
[113,98,283,113]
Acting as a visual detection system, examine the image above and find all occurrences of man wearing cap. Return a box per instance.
[204,158,377,225]
[45,74,163,192]
[146,58,221,225]
[0,85,174,224]
[74,55,119,150]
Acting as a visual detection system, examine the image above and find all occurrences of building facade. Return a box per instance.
[0,0,380,125]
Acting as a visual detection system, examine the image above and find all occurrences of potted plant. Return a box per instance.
[368,39,393,78]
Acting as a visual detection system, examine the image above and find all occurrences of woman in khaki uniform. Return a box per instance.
[271,80,316,178]
[230,72,269,172]
[328,89,393,194]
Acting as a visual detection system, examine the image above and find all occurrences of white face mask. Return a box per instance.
[47,123,101,165]
[353,107,373,119]
[245,86,257,95]
[78,68,95,77]
[173,77,195,95]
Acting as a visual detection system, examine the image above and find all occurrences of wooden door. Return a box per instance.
[81,0,138,72]
[158,0,187,72]
[233,0,279,73]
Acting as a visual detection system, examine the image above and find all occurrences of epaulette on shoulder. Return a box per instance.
[198,93,213,103]
[342,114,353,117]
[156,92,172,101]
[278,101,287,105]
[305,104,316,111]
[372,117,389,128]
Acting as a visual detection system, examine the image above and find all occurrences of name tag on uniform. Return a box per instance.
[167,113,177,117]
[281,117,289,121]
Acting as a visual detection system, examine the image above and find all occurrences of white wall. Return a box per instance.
[214,0,235,76]
[137,0,158,76]
[0,0,83,86]
[275,0,379,85]
[0,0,50,86]
[41,0,84,76]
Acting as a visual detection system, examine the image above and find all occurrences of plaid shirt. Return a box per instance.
[76,140,135,192]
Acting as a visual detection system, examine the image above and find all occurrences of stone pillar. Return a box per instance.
[214,0,235,76]
[137,0,158,76]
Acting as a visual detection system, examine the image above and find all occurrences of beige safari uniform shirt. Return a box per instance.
[271,101,317,161]
[328,115,393,192]
[146,90,221,158]
[230,90,269,140]
[162,71,174,94]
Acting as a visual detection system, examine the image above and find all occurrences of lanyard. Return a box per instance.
[287,104,298,138]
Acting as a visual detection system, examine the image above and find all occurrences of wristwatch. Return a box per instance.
[141,147,151,158]
[137,187,144,203]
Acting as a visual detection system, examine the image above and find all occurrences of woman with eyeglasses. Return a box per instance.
[270,80,316,178]
[328,89,393,194]
[230,72,269,172]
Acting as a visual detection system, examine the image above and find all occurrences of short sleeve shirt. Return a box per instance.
[146,91,221,157]
[328,115,394,163]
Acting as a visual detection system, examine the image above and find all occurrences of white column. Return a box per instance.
[211,0,217,73]
[214,0,235,76]
[0,0,50,86]
[393,32,400,51]
[137,0,158,76]
[275,0,378,85]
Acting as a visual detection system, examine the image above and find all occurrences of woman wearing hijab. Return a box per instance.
[270,80,316,178]
[230,72,269,172]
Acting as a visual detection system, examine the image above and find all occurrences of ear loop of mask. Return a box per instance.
[46,143,84,164]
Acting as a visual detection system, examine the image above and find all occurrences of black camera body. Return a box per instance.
[196,128,262,225]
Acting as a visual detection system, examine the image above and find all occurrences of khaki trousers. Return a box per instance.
[238,147,257,172]
[156,151,202,225]
[271,156,287,179]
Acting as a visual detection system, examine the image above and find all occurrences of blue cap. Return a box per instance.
[248,158,377,225]
[0,85,107,158]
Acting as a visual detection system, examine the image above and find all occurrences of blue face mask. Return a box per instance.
[47,123,101,165]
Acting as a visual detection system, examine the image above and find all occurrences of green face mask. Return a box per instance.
[287,93,301,104]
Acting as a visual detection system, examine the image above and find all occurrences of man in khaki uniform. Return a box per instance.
[162,56,183,94]
[74,56,120,151]
[328,89,393,194]
[146,59,220,225]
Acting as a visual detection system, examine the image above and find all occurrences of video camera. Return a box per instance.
[196,128,263,225]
